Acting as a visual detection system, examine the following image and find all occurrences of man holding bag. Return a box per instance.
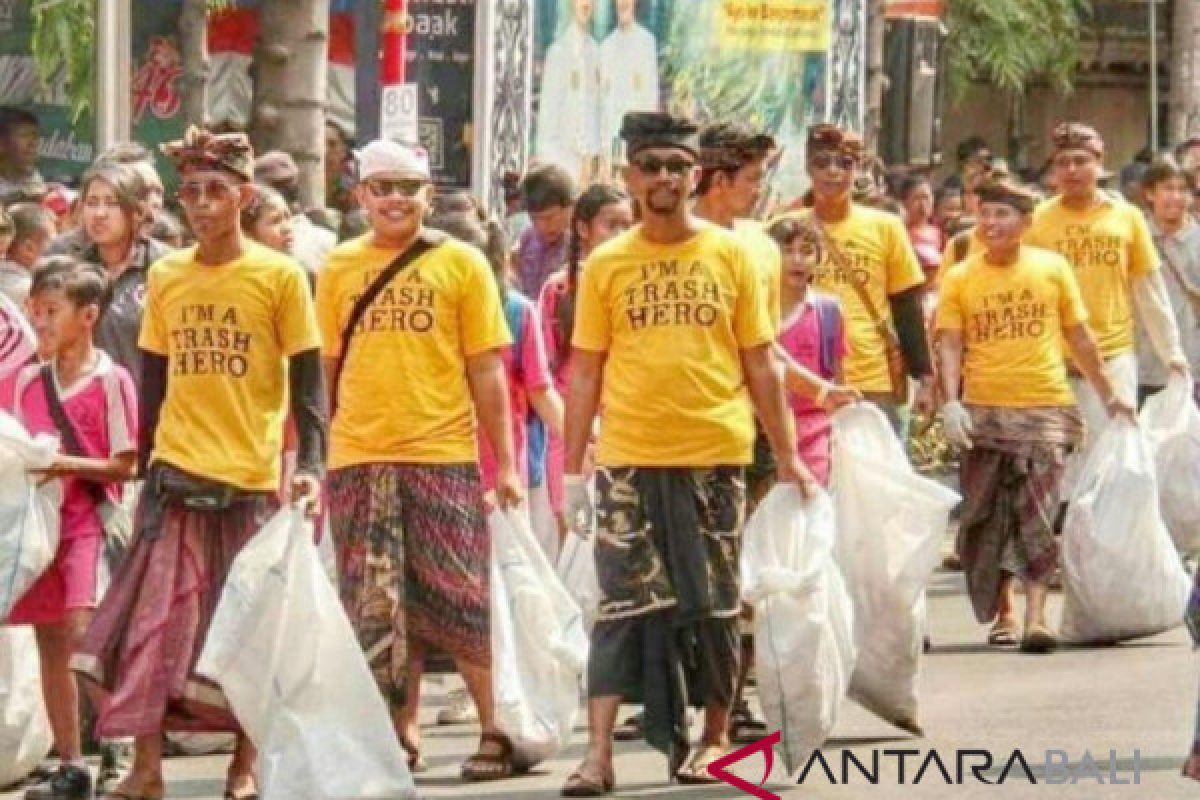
[317,140,522,782]
[560,111,813,795]
[72,127,326,800]
[937,178,1135,654]
[774,125,935,427]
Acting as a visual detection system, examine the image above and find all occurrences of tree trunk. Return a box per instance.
[864,0,886,148]
[251,0,329,211]
[178,0,209,127]
[1169,0,1200,145]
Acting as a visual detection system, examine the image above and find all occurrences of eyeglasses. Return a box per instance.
[631,155,695,176]
[1052,153,1095,170]
[178,178,237,205]
[809,152,858,171]
[365,178,428,198]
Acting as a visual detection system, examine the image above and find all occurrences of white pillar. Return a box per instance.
[95,0,132,153]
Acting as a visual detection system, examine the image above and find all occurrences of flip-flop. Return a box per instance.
[675,745,728,785]
[1020,625,1058,654]
[987,618,1020,647]
[560,766,614,797]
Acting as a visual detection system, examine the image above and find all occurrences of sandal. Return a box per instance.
[987,617,1020,647]
[730,711,769,744]
[675,744,728,785]
[1020,625,1058,654]
[612,712,643,742]
[561,763,614,797]
[102,785,166,800]
[399,734,428,774]
[461,732,521,782]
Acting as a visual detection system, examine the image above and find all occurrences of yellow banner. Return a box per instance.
[716,0,831,52]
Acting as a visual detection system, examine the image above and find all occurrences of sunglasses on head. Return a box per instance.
[178,178,238,204]
[631,154,695,176]
[365,178,428,199]
[809,152,858,171]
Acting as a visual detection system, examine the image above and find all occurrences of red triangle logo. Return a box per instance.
[706,730,782,800]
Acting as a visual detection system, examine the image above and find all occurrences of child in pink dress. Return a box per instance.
[6,258,137,799]
[538,184,633,528]
[768,217,845,485]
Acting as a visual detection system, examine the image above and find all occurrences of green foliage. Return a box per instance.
[30,0,95,123]
[944,0,1092,101]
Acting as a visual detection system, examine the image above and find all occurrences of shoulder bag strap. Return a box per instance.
[1156,237,1200,319]
[39,363,106,503]
[802,211,896,342]
[331,233,444,412]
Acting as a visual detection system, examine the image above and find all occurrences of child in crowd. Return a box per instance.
[6,257,137,800]
[768,216,845,485]
[538,184,633,537]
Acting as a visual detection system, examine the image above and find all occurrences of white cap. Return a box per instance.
[357,140,431,182]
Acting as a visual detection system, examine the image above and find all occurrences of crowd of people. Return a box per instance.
[0,96,1199,800]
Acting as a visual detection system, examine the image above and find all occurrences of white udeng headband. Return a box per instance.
[357,140,432,182]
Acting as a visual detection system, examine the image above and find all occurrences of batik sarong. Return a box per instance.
[327,462,490,705]
[957,406,1083,623]
[72,496,275,737]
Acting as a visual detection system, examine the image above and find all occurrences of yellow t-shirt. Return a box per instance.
[573,223,773,466]
[1025,195,1159,359]
[936,246,1088,407]
[734,219,782,331]
[316,234,511,469]
[774,205,925,392]
[139,242,321,490]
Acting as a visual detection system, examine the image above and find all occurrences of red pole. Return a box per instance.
[381,0,408,85]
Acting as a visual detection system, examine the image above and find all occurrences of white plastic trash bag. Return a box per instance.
[741,485,855,774]
[0,412,61,620]
[0,626,51,788]
[1140,375,1200,555]
[831,404,959,734]
[491,510,588,770]
[197,508,415,800]
[1060,419,1191,643]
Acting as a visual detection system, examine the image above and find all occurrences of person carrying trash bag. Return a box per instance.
[316,140,523,782]
[71,127,327,800]
[936,177,1135,654]
[560,111,816,795]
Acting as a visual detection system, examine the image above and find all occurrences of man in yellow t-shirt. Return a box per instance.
[774,124,935,427]
[937,178,1134,656]
[73,128,325,800]
[1025,122,1188,438]
[316,141,517,781]
[560,112,813,795]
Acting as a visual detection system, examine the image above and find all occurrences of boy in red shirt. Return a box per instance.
[8,257,137,799]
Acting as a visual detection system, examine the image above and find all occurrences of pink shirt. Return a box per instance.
[778,295,845,485]
[478,291,553,490]
[538,270,572,396]
[9,353,137,540]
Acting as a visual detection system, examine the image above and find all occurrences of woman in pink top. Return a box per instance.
[768,217,846,485]
[537,185,633,521]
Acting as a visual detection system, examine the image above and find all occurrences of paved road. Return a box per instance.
[3,562,1196,800]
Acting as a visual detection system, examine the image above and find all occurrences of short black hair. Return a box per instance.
[30,256,113,316]
[896,174,932,202]
[0,107,38,137]
[1142,156,1190,191]
[956,136,990,165]
[520,164,577,212]
[7,202,53,247]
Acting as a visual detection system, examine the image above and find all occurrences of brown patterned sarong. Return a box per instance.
[72,497,275,737]
[327,463,490,705]
[587,465,745,759]
[957,406,1083,623]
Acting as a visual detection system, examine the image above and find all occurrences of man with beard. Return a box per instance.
[560,111,814,796]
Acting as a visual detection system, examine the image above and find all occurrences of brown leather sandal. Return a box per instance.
[561,763,615,797]
[461,732,520,782]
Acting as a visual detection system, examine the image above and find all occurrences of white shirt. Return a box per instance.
[599,23,660,159]
[536,23,602,180]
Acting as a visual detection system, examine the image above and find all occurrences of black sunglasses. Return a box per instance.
[365,178,428,199]
[631,154,695,176]
[809,152,858,171]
